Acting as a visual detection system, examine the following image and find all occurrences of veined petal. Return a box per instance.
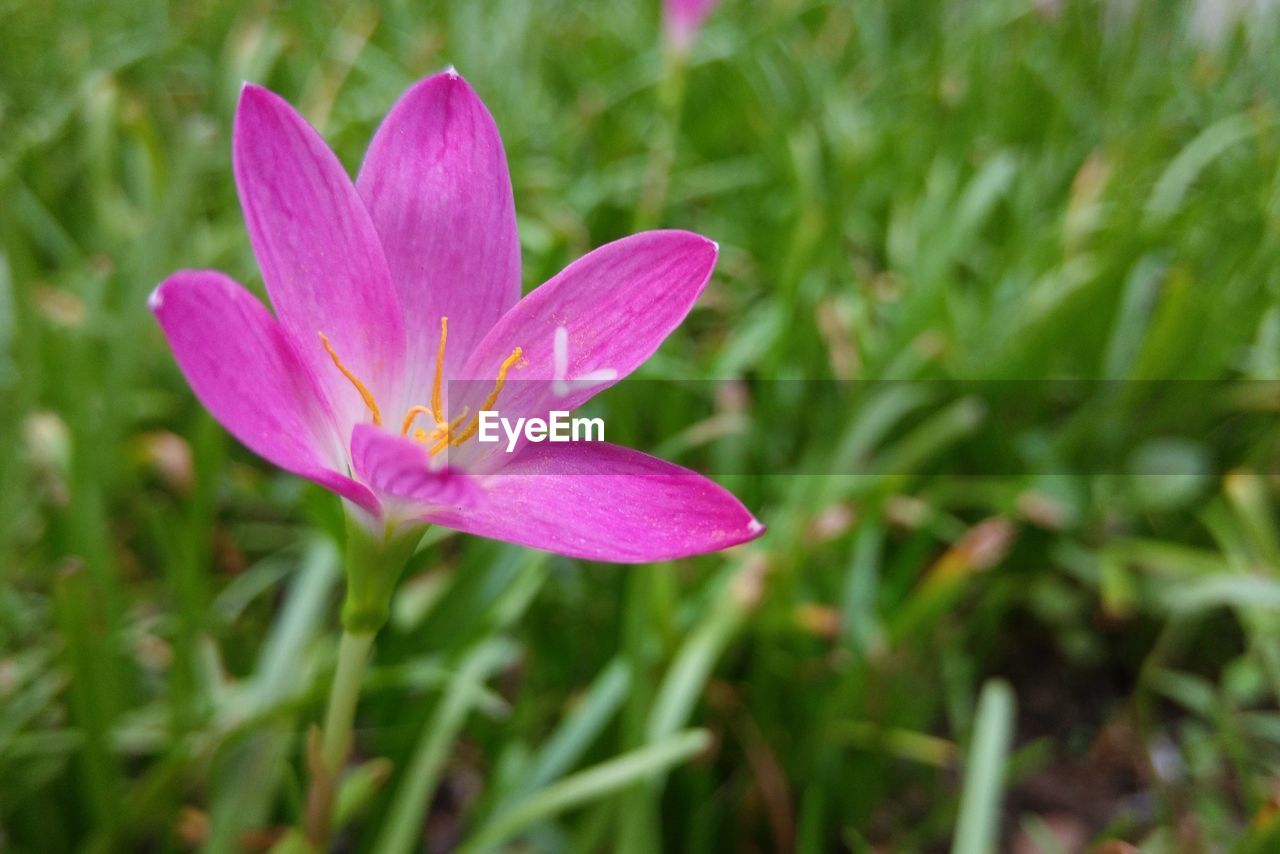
[350,424,478,509]
[357,70,520,393]
[452,231,716,463]
[150,270,379,514]
[424,442,763,562]
[234,84,408,430]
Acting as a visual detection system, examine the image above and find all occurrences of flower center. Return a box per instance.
[318,317,522,458]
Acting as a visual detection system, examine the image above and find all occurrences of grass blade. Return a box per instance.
[491,657,632,819]
[951,680,1016,854]
[373,638,519,854]
[459,729,711,854]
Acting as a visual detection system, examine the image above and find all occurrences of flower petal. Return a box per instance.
[150,270,379,514]
[234,84,407,429]
[664,0,720,51]
[452,230,716,464]
[357,71,520,393]
[350,424,478,509]
[424,441,763,562]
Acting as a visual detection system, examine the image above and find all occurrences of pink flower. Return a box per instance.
[664,0,720,52]
[150,71,763,563]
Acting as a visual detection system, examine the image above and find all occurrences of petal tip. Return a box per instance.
[389,67,481,121]
[691,233,720,276]
[238,81,270,104]
[234,84,271,140]
[436,66,476,96]
[673,230,719,263]
[235,83,288,131]
[147,283,165,313]
[746,517,765,537]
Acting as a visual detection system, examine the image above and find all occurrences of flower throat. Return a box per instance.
[319,317,521,456]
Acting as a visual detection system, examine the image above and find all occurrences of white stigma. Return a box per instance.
[551,324,618,397]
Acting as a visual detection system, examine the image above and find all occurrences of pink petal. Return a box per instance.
[350,424,478,509]
[452,231,717,464]
[150,270,379,515]
[424,442,763,562]
[664,0,720,50]
[357,71,520,394]
[234,84,408,430]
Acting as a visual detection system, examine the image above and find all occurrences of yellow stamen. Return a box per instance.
[401,405,434,436]
[428,408,470,456]
[431,317,448,423]
[318,332,381,426]
[450,348,522,446]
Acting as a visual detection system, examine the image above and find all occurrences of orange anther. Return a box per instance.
[451,348,522,446]
[401,405,435,436]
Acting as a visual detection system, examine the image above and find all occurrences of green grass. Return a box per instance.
[3,0,1280,850]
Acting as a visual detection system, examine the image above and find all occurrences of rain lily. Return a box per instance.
[151,71,763,581]
[663,0,720,52]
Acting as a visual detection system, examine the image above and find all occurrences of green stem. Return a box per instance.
[321,629,376,772]
[303,629,379,850]
[342,517,423,633]
[302,518,424,849]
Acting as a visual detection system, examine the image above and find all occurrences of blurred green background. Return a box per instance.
[3,0,1280,851]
